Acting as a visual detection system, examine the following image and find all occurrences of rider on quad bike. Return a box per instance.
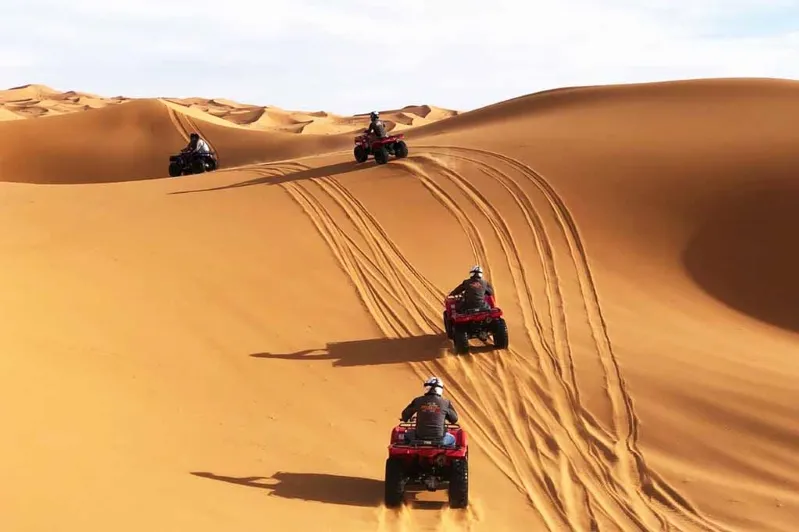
[182,132,212,156]
[400,377,459,446]
[448,265,495,313]
[364,111,388,140]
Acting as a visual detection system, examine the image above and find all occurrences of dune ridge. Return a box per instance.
[1,83,459,134]
[0,84,459,184]
[1,77,798,532]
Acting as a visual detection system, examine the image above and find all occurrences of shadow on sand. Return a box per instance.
[251,333,458,367]
[170,160,376,194]
[191,471,452,510]
[191,471,382,507]
[682,178,799,333]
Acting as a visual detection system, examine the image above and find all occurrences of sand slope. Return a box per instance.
[1,78,798,532]
[0,98,348,184]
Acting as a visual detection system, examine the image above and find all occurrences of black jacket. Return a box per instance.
[401,393,459,440]
[366,119,387,138]
[449,277,494,309]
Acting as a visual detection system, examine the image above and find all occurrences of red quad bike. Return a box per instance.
[443,294,509,355]
[353,132,409,165]
[384,421,469,509]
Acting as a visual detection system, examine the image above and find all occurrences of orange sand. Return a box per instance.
[0,78,798,532]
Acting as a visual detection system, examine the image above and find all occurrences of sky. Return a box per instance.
[2,0,799,114]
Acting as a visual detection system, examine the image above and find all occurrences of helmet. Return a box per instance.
[469,265,483,278]
[423,376,444,396]
[370,111,379,121]
[190,132,199,140]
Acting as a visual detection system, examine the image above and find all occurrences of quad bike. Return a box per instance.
[443,294,509,354]
[168,150,218,177]
[353,132,409,165]
[384,421,469,509]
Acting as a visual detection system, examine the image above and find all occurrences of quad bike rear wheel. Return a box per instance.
[394,140,409,159]
[354,145,368,163]
[384,458,406,507]
[448,458,469,508]
[168,162,182,177]
[444,312,453,339]
[374,145,389,165]
[453,325,470,355]
[492,317,509,349]
[190,158,206,174]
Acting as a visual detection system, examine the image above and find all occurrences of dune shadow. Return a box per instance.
[252,333,451,367]
[682,178,799,333]
[191,471,381,507]
[170,160,373,194]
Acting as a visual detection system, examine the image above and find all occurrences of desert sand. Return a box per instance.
[1,78,798,532]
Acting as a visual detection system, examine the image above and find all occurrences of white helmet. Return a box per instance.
[469,265,483,278]
[423,376,444,396]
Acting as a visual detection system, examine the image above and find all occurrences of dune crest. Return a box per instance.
[1,77,798,532]
[0,84,459,136]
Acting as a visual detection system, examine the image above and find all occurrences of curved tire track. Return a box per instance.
[394,155,653,531]
[258,150,731,532]
[415,145,732,532]
[166,106,221,166]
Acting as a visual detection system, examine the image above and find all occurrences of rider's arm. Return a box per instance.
[485,282,494,296]
[400,400,417,422]
[445,401,459,423]
[449,281,466,296]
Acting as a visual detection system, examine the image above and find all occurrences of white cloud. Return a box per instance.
[1,0,798,113]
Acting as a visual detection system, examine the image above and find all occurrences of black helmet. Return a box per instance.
[190,132,199,140]
[370,111,379,121]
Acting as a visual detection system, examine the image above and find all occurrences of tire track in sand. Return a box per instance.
[267,153,728,531]
[391,157,609,530]
[410,152,639,518]
[314,173,577,529]
[276,163,595,531]
[394,156,653,531]
[414,145,732,532]
[274,160,620,530]
[166,106,221,165]
[276,174,487,532]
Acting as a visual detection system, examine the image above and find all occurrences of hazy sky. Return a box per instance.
[2,0,798,114]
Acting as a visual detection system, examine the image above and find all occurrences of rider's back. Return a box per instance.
[406,394,456,440]
[461,277,491,308]
[370,120,387,138]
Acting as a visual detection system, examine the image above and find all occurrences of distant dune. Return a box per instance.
[0,84,459,184]
[1,83,459,134]
[1,78,798,532]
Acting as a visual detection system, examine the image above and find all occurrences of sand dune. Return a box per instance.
[1,77,798,532]
[0,107,22,121]
[0,84,458,137]
[0,84,457,183]
[0,98,349,184]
